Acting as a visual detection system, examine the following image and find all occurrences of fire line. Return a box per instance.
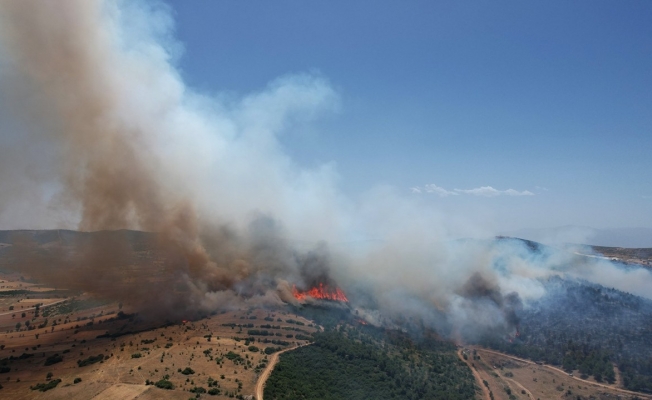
[292,283,349,302]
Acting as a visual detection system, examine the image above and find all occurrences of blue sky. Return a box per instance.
[162,0,652,231]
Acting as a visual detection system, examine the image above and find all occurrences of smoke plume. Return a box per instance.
[0,0,651,338]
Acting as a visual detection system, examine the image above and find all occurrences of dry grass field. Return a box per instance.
[462,347,652,400]
[591,246,652,268]
[0,273,318,399]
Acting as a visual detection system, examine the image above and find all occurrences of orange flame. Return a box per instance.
[506,327,520,343]
[292,283,349,302]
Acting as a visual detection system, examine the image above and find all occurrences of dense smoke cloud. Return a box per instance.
[0,0,650,338]
[0,0,346,318]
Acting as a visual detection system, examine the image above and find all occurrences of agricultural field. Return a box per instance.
[0,272,317,399]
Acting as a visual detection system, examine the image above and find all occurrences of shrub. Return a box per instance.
[225,352,242,361]
[248,346,259,352]
[74,377,82,384]
[44,354,63,366]
[155,379,174,390]
[181,367,195,375]
[77,354,104,367]
[30,379,61,392]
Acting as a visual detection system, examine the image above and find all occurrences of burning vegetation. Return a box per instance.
[292,283,349,302]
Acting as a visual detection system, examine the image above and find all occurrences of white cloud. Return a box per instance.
[423,184,458,197]
[413,184,534,197]
[455,187,534,197]
[502,188,534,196]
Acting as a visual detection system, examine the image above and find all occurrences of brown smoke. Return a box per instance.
[3,230,182,315]
[0,1,165,231]
[0,1,290,315]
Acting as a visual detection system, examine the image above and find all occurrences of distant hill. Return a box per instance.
[504,226,652,248]
[0,229,157,246]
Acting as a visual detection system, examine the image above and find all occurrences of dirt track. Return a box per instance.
[457,348,491,400]
[255,344,309,400]
[0,298,67,316]
[477,347,652,399]
[505,376,534,399]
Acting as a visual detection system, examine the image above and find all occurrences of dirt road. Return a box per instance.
[505,376,534,399]
[0,298,67,316]
[457,348,492,400]
[477,347,652,399]
[255,344,309,400]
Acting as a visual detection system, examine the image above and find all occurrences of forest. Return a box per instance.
[264,324,477,400]
[479,276,652,393]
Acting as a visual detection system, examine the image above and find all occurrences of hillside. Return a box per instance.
[0,275,318,399]
[479,276,652,393]
[590,246,652,268]
[505,226,652,248]
[264,320,476,399]
[2,230,652,399]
